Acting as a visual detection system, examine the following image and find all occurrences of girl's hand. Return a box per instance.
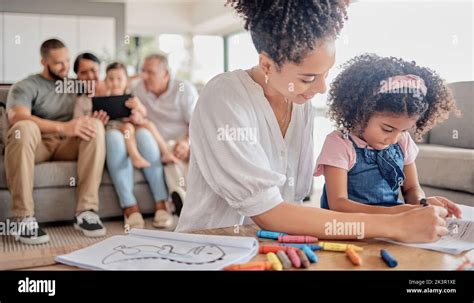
[91,110,109,125]
[125,97,139,110]
[123,109,145,125]
[392,205,448,243]
[426,196,462,219]
[125,97,147,116]
[162,152,179,164]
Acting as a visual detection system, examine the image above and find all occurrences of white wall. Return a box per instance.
[1,12,115,83]
[126,2,192,36]
[126,0,242,36]
[3,13,41,82]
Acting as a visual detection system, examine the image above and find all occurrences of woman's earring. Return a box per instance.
[264,74,269,85]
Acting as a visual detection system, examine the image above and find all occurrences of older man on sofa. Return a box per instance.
[131,54,198,216]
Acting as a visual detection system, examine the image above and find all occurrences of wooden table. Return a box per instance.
[13,224,470,270]
[191,225,468,270]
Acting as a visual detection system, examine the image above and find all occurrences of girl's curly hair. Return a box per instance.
[327,54,458,141]
[226,0,348,68]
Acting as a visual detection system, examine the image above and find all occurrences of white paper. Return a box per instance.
[56,229,258,270]
[379,204,474,255]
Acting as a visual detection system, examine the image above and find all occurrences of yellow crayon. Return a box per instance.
[319,242,363,252]
[266,252,283,271]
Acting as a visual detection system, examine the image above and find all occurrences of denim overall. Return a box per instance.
[321,135,406,209]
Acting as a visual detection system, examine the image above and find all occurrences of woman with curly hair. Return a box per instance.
[316,54,462,218]
[176,1,450,243]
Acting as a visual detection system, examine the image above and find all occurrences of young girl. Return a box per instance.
[315,54,462,217]
[75,62,178,168]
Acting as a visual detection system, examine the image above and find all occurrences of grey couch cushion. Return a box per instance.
[0,156,148,189]
[0,86,9,105]
[417,144,474,194]
[429,81,474,149]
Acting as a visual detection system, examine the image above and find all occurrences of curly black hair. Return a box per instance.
[226,0,348,68]
[327,54,458,141]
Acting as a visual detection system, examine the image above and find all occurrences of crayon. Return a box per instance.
[319,242,363,252]
[276,250,292,269]
[286,248,301,268]
[257,230,287,240]
[346,247,362,266]
[296,248,311,268]
[267,252,283,271]
[301,245,318,263]
[280,243,322,251]
[380,249,398,268]
[259,245,291,254]
[224,261,273,271]
[278,235,318,243]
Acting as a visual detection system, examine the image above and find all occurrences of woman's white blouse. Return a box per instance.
[175,70,314,232]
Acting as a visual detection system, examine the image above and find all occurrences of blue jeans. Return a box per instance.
[105,128,168,209]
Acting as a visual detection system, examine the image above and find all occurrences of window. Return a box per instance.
[158,34,188,78]
[192,35,224,85]
[227,31,258,71]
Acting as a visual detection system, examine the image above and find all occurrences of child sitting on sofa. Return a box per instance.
[74,62,178,168]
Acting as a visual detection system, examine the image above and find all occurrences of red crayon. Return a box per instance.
[259,245,291,254]
[278,235,318,243]
[286,248,301,268]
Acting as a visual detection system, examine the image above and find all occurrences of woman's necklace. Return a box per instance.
[250,67,292,132]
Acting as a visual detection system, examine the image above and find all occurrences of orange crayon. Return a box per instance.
[259,245,290,254]
[346,247,362,266]
[224,261,273,271]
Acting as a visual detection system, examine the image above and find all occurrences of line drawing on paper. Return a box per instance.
[101,244,226,265]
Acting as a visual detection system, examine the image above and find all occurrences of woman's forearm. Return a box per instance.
[252,202,396,240]
[252,202,447,243]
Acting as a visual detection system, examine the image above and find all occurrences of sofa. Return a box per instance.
[415,81,474,206]
[0,81,473,223]
[0,85,156,223]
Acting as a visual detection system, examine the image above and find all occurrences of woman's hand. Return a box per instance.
[391,205,448,243]
[91,110,109,125]
[425,196,462,218]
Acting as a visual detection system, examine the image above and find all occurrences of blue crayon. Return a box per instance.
[280,243,322,251]
[256,230,287,240]
[301,245,318,263]
[380,249,398,268]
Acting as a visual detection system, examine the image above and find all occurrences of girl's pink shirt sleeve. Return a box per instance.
[314,131,355,176]
[314,131,419,176]
[399,131,419,165]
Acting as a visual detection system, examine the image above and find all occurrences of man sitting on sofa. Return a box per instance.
[5,38,106,245]
[131,53,198,216]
